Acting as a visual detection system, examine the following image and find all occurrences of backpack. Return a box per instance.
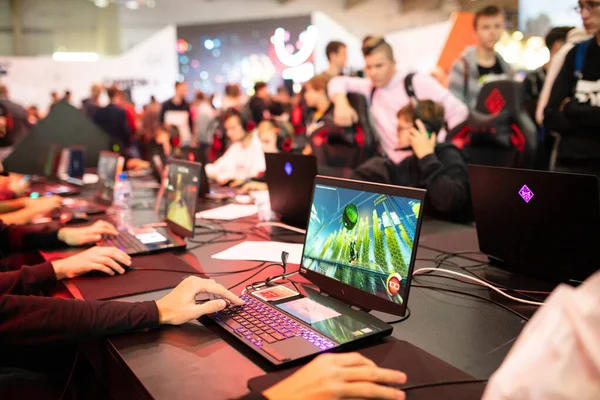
[370,72,418,106]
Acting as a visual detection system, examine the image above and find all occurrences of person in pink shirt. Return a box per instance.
[328,37,469,164]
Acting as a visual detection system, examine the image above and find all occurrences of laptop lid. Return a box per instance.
[265,153,318,228]
[57,146,86,185]
[165,159,202,239]
[469,165,600,283]
[299,176,426,316]
[96,151,124,203]
[173,146,210,197]
[43,145,62,179]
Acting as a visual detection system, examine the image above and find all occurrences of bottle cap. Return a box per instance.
[119,172,127,181]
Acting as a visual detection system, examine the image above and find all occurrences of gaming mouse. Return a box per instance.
[84,261,131,277]
[60,212,90,225]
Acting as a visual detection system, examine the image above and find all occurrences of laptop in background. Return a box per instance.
[208,176,426,366]
[29,146,81,196]
[98,159,202,256]
[265,153,317,228]
[469,165,600,283]
[173,146,210,198]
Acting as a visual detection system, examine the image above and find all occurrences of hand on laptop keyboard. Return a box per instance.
[262,353,407,400]
[155,276,245,325]
[58,220,119,246]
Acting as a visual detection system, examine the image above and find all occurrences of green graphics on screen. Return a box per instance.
[302,185,421,306]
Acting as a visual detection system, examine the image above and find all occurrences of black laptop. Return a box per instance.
[97,159,202,256]
[265,153,317,228]
[469,165,600,283]
[29,146,81,196]
[208,176,426,366]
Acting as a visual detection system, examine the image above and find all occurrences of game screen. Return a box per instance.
[97,154,119,202]
[166,163,200,233]
[43,147,61,177]
[302,184,421,306]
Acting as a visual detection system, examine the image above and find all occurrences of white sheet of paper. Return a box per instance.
[211,241,304,264]
[196,204,258,220]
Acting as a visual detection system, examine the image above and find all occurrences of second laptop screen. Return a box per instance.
[301,184,421,306]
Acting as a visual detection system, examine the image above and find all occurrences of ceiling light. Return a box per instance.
[52,52,100,62]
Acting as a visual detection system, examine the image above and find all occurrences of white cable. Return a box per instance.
[256,221,306,234]
[412,268,544,306]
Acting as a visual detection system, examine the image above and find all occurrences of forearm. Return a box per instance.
[0,207,40,225]
[0,295,159,345]
[0,198,26,213]
[564,103,600,128]
[0,262,57,296]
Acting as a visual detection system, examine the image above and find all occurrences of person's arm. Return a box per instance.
[0,262,58,296]
[327,76,372,100]
[448,58,467,106]
[536,43,573,125]
[159,102,167,124]
[0,294,159,345]
[418,145,470,214]
[415,73,469,134]
[544,48,578,135]
[0,198,26,213]
[563,100,600,129]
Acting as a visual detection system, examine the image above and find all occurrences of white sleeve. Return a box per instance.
[482,271,600,400]
[413,73,469,137]
[206,146,237,181]
[327,76,373,101]
[536,44,573,125]
[249,139,266,178]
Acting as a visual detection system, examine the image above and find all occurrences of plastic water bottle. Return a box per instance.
[113,172,133,229]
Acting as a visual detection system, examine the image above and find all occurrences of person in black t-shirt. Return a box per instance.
[545,5,600,176]
[160,81,193,146]
[448,5,512,109]
[352,100,472,223]
[248,81,271,124]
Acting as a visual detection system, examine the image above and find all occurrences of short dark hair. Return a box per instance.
[225,84,241,97]
[545,26,573,50]
[362,36,394,61]
[397,100,445,123]
[474,5,504,29]
[107,85,121,100]
[254,81,267,93]
[175,81,185,89]
[362,35,374,46]
[222,108,245,128]
[195,90,205,101]
[325,41,346,61]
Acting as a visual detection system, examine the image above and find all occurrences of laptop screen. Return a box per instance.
[301,182,422,307]
[166,161,201,236]
[97,153,121,202]
[68,148,85,179]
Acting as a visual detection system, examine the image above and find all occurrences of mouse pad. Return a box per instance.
[73,253,202,300]
[248,340,486,400]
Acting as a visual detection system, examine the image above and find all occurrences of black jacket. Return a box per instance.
[352,144,472,222]
[93,103,131,147]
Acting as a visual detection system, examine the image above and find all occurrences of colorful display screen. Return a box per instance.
[301,184,421,306]
[166,162,200,232]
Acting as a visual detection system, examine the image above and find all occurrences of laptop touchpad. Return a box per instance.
[268,336,321,359]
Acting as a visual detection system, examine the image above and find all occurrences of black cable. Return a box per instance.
[400,378,488,391]
[412,284,530,321]
[228,263,285,291]
[133,261,268,277]
[379,306,411,324]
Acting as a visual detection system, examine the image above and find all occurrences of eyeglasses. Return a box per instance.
[574,0,600,12]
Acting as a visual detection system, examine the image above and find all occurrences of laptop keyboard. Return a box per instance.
[98,232,146,254]
[214,295,336,351]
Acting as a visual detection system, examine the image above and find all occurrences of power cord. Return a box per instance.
[133,261,268,277]
[399,378,488,391]
[379,307,411,324]
[413,268,544,306]
[412,283,530,321]
[255,221,306,234]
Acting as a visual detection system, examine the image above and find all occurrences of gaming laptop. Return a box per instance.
[149,145,210,198]
[207,176,426,366]
[469,165,600,283]
[29,146,81,196]
[265,153,317,229]
[97,159,202,256]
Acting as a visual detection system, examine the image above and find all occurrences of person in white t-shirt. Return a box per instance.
[205,109,265,186]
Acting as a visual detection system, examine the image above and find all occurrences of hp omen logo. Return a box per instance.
[519,185,534,203]
[284,162,292,176]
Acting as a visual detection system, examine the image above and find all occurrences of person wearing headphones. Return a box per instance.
[352,100,471,223]
[205,109,265,186]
